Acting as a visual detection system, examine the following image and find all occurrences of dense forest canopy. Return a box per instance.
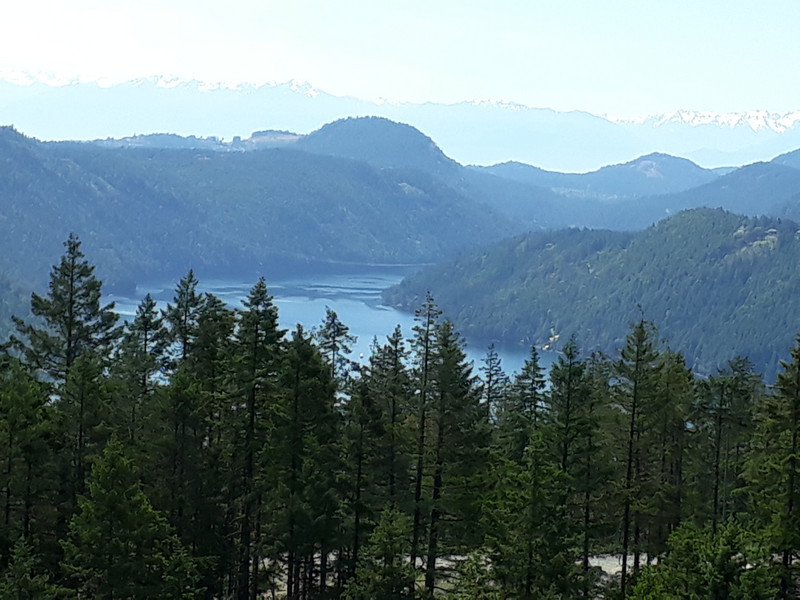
[3,115,800,597]
[384,208,800,380]
[1,237,800,598]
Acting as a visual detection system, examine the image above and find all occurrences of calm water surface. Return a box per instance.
[107,270,554,377]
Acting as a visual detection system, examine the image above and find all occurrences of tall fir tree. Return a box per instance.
[409,293,441,579]
[424,320,489,596]
[613,320,662,595]
[230,278,285,600]
[497,345,547,462]
[744,336,800,598]
[60,438,199,599]
[11,233,121,386]
[163,269,204,368]
[112,293,168,444]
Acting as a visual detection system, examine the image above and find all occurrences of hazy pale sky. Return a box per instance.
[2,0,798,116]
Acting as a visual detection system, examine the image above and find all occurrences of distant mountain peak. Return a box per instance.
[297,116,459,175]
[612,109,800,133]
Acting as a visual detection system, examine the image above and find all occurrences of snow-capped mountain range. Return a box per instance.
[1,75,799,172]
[613,109,800,133]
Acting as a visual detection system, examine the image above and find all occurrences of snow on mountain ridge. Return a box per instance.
[612,109,800,133]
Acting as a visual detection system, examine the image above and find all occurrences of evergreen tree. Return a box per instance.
[638,350,693,559]
[59,352,112,505]
[367,325,413,507]
[0,357,53,554]
[744,335,800,598]
[340,374,385,585]
[11,233,121,386]
[548,337,588,475]
[61,438,200,599]
[498,345,547,462]
[112,293,168,444]
[409,293,441,576]
[342,507,415,600]
[613,320,662,595]
[481,344,509,416]
[628,522,774,600]
[277,326,340,600]
[692,357,760,531]
[424,320,489,595]
[155,290,236,590]
[577,351,613,597]
[483,435,579,599]
[316,306,358,385]
[163,269,204,367]
[0,538,64,600]
[230,278,285,600]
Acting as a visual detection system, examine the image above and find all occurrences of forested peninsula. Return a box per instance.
[384,208,800,379]
[3,236,800,599]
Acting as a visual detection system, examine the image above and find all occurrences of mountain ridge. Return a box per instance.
[3,76,800,171]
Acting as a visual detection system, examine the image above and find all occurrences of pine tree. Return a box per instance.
[163,269,204,367]
[613,320,662,595]
[482,435,579,599]
[278,326,340,600]
[60,438,200,599]
[11,233,121,386]
[499,345,547,462]
[643,350,694,559]
[481,344,509,417]
[316,306,358,387]
[693,356,760,532]
[0,538,64,599]
[409,293,441,577]
[343,507,415,600]
[112,293,168,444]
[548,337,588,475]
[368,325,413,507]
[424,320,489,595]
[744,336,800,598]
[0,357,53,552]
[340,374,384,584]
[231,278,284,600]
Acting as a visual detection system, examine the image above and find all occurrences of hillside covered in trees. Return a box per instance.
[0,124,513,290]
[3,236,800,599]
[384,208,800,379]
[4,116,800,295]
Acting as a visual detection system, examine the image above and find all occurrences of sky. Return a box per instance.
[2,0,799,118]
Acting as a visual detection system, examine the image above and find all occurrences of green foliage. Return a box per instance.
[11,233,121,385]
[385,208,800,379]
[61,438,200,599]
[742,335,800,596]
[482,438,580,599]
[0,126,511,297]
[14,233,800,599]
[343,507,415,600]
[629,523,774,600]
[444,553,503,600]
[0,539,65,599]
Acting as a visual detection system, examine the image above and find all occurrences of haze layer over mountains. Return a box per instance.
[3,77,800,171]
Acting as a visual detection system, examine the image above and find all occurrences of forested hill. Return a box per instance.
[0,125,512,289]
[89,116,800,232]
[4,115,800,295]
[383,208,800,378]
[478,152,720,198]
